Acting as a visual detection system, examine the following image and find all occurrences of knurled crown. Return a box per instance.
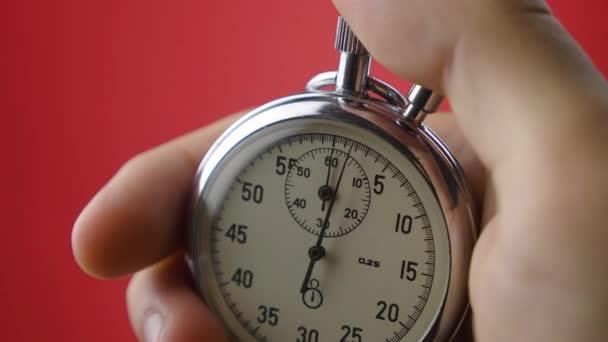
[335,16,369,55]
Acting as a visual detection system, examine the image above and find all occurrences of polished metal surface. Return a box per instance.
[335,16,368,55]
[403,85,444,122]
[188,15,475,342]
[367,77,407,109]
[334,17,371,95]
[306,71,407,109]
[189,92,476,342]
[336,53,371,94]
[305,71,338,92]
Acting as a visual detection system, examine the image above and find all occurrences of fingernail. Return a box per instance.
[143,312,163,342]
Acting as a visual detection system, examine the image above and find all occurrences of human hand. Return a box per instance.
[72,0,608,341]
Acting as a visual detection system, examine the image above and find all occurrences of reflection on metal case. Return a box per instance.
[188,16,476,342]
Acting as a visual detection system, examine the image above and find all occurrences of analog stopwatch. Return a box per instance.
[188,17,476,342]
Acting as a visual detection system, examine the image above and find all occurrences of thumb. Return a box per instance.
[333,2,608,341]
[332,0,608,167]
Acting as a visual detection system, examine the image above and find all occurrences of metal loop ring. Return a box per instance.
[367,78,407,109]
[305,71,407,109]
[305,71,338,92]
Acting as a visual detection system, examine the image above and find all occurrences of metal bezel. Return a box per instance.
[188,91,476,341]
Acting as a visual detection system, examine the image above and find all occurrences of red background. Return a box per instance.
[2,1,607,340]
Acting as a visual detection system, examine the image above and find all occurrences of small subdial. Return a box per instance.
[285,147,371,237]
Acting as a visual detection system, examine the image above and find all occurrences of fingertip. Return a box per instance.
[72,202,101,279]
[71,179,139,279]
[72,187,114,279]
[71,112,246,280]
[71,158,182,279]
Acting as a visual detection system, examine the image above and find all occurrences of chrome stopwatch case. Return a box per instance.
[188,17,476,342]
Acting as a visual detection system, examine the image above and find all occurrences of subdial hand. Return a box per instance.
[320,138,336,211]
[300,142,353,294]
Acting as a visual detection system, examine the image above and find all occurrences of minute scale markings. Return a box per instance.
[210,133,438,341]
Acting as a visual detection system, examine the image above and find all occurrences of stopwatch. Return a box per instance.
[188,17,476,342]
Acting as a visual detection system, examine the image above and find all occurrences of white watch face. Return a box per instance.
[194,117,451,342]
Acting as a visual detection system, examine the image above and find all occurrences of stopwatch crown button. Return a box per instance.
[334,17,371,95]
[335,16,369,56]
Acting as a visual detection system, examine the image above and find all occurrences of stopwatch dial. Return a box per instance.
[204,131,450,342]
[285,147,371,237]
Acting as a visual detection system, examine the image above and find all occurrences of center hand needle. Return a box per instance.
[300,141,353,294]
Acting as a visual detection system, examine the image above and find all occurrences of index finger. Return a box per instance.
[71,113,242,279]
